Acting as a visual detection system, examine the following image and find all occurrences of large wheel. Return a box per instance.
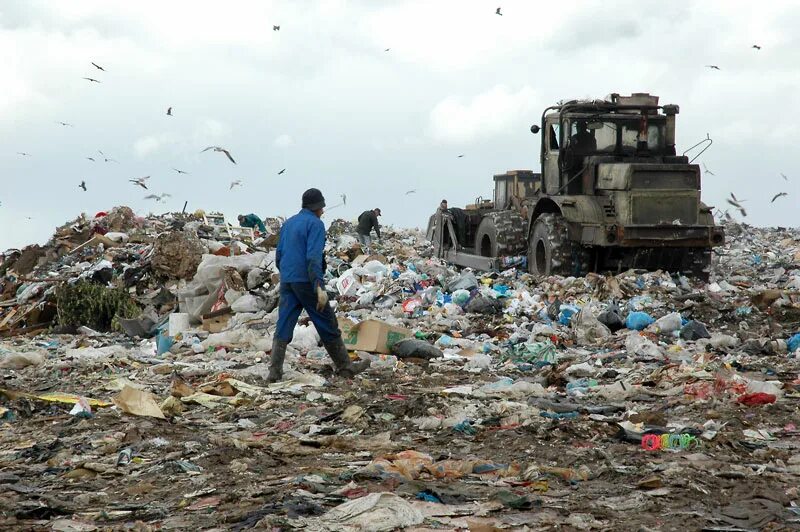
[474,212,526,258]
[528,213,591,276]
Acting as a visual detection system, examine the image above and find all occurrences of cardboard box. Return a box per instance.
[338,318,412,354]
[202,313,231,333]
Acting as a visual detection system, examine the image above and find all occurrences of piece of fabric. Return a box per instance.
[275,282,341,343]
[276,209,326,289]
[357,210,381,239]
[239,213,266,233]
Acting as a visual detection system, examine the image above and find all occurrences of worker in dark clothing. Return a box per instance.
[356,208,382,247]
[269,188,370,383]
[570,120,597,153]
[438,199,448,211]
[238,213,267,233]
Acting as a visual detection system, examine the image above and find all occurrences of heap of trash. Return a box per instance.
[0,206,799,530]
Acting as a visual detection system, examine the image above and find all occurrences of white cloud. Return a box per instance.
[273,133,294,148]
[133,133,176,157]
[428,85,540,144]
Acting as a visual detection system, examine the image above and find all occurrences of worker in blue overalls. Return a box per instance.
[268,188,370,382]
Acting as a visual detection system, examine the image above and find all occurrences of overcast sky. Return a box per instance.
[1,0,798,250]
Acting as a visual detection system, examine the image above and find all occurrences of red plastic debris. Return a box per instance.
[737,392,777,406]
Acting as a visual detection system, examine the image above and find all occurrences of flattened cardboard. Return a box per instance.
[338,319,412,354]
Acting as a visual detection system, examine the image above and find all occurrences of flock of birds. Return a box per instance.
[14,58,287,205]
[11,7,793,224]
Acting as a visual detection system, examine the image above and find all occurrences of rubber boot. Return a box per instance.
[267,338,288,383]
[324,338,370,378]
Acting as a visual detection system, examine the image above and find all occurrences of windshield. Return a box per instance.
[569,118,665,153]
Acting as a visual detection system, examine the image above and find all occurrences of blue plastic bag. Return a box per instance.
[626,311,655,331]
[558,304,579,326]
[788,332,800,353]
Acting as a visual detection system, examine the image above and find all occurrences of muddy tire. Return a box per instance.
[475,212,526,257]
[528,213,591,276]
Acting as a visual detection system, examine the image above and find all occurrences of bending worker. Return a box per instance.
[356,208,382,247]
[269,188,370,382]
[238,213,267,233]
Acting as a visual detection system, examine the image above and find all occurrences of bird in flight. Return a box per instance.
[273,25,280,31]
[83,77,102,83]
[702,162,715,176]
[144,193,171,202]
[752,44,761,50]
[771,192,788,203]
[278,168,286,175]
[405,190,416,195]
[457,154,465,158]
[91,62,105,71]
[705,65,721,70]
[55,121,74,127]
[201,146,236,164]
[129,176,150,190]
[781,173,788,181]
[230,179,243,190]
[98,150,118,163]
[166,107,172,116]
[79,181,87,192]
[17,152,31,156]
[86,156,95,162]
[496,7,502,15]
[385,48,391,52]
[726,193,747,217]
[172,168,189,175]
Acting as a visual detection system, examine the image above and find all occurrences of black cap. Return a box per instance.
[302,188,326,211]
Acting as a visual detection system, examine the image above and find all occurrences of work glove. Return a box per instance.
[316,286,329,311]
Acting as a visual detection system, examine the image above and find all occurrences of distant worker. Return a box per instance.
[269,188,370,383]
[439,199,448,211]
[238,213,267,233]
[570,120,597,153]
[357,208,382,247]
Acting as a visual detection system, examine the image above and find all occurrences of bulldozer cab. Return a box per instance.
[493,170,541,210]
[539,93,679,196]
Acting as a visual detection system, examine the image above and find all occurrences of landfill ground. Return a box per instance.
[1,208,799,531]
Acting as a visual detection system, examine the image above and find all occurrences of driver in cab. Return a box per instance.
[570,120,597,153]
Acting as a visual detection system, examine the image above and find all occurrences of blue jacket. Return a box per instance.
[275,209,326,288]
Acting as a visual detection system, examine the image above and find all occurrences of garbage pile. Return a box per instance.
[1,210,799,530]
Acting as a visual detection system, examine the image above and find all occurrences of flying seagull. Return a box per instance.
[129,176,150,190]
[496,7,502,15]
[705,65,721,70]
[781,173,788,181]
[83,77,101,83]
[230,179,243,190]
[144,193,171,202]
[726,193,747,217]
[278,168,286,175]
[752,44,761,50]
[17,152,31,156]
[771,192,788,203]
[172,168,188,175]
[273,25,280,31]
[166,107,172,116]
[91,62,105,71]
[702,162,715,176]
[98,150,118,163]
[385,48,391,52]
[55,121,74,127]
[457,154,465,158]
[79,181,87,192]
[201,146,236,164]
[86,156,95,162]
[405,190,416,195]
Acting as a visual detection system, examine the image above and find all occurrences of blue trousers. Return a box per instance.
[275,282,341,344]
